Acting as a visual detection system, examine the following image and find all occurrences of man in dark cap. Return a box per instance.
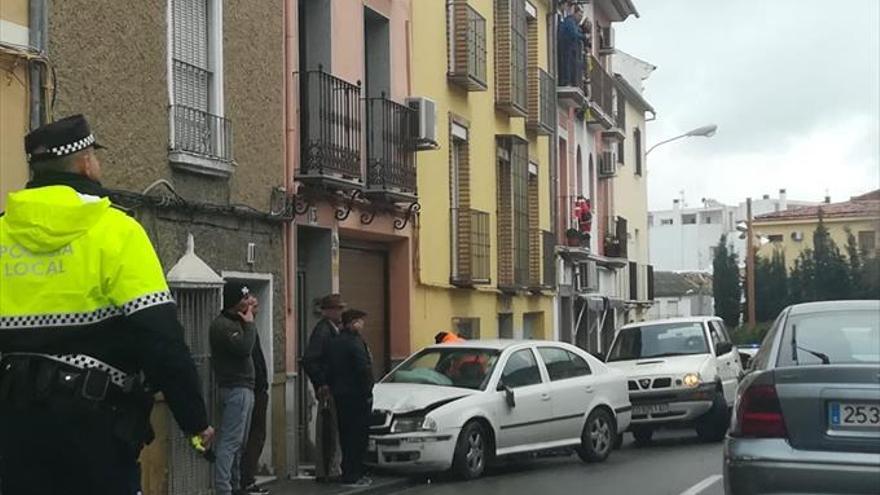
[210,281,258,495]
[0,114,213,494]
[328,309,374,488]
[302,293,346,482]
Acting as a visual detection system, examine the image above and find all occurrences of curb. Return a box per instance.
[338,477,414,495]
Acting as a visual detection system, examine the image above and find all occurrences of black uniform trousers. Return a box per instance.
[0,399,140,495]
[334,393,371,483]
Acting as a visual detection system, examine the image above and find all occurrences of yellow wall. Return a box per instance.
[0,1,31,211]
[411,0,554,343]
[755,216,880,269]
[613,100,649,265]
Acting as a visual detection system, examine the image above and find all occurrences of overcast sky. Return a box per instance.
[615,0,880,211]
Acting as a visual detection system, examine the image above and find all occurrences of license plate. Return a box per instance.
[368,438,377,451]
[829,402,880,428]
[633,403,669,416]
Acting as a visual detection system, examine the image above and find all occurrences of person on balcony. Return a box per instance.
[558,5,587,87]
[574,196,593,245]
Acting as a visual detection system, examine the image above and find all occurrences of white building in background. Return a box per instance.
[649,189,818,272]
[646,271,713,319]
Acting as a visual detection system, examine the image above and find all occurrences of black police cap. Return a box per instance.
[24,114,105,163]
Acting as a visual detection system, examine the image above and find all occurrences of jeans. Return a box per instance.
[215,387,255,495]
[240,389,269,487]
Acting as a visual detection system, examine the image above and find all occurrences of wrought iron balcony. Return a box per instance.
[299,68,363,184]
[604,215,628,259]
[586,55,617,129]
[171,104,233,162]
[365,95,417,201]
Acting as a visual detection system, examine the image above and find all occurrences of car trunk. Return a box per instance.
[773,365,880,453]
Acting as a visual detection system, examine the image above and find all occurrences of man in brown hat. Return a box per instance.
[303,294,346,482]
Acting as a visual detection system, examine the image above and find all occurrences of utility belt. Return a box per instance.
[0,353,156,451]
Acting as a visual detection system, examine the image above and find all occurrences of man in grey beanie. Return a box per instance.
[210,281,258,495]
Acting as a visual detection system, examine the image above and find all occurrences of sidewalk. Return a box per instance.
[263,475,414,495]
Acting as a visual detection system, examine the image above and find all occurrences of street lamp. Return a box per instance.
[646,124,718,155]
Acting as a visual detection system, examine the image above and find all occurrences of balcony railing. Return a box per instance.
[528,68,555,135]
[587,55,616,127]
[365,95,417,199]
[629,261,638,301]
[451,208,491,285]
[543,230,557,288]
[171,104,233,161]
[299,68,362,181]
[448,1,488,91]
[604,215,628,259]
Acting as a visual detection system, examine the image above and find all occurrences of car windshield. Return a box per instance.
[778,310,880,366]
[607,322,710,361]
[383,348,501,390]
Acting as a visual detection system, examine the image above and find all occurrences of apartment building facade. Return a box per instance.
[410,0,556,347]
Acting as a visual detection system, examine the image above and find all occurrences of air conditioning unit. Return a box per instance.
[599,151,617,177]
[576,261,599,292]
[599,26,615,53]
[791,231,804,242]
[405,96,438,150]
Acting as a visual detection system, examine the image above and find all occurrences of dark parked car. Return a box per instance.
[724,300,880,495]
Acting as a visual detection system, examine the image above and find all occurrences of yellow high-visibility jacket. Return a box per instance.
[0,184,207,434]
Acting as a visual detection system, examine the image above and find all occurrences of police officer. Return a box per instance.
[0,115,214,494]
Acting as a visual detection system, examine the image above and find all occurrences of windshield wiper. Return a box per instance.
[791,324,831,365]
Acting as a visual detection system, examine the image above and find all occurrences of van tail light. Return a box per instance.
[731,384,788,438]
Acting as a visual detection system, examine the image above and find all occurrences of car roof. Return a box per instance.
[618,316,719,330]
[787,299,880,316]
[424,339,578,351]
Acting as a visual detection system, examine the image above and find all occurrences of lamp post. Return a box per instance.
[646,124,718,156]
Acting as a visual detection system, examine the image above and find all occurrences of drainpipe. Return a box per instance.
[28,0,48,129]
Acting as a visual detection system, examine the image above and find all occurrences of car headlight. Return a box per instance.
[682,372,701,388]
[391,416,437,433]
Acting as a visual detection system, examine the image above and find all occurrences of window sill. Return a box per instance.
[169,150,235,178]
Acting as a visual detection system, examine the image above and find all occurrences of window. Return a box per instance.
[538,347,591,381]
[648,215,654,227]
[453,317,481,339]
[768,234,784,243]
[703,216,712,224]
[661,218,674,226]
[523,312,543,339]
[169,0,232,172]
[494,0,528,115]
[667,300,680,317]
[777,310,880,366]
[682,214,697,225]
[501,349,542,388]
[634,128,642,176]
[447,1,487,90]
[497,136,530,287]
[498,313,514,339]
[858,230,876,253]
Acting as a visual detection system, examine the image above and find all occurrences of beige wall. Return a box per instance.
[0,0,30,211]
[755,216,880,269]
[613,99,649,266]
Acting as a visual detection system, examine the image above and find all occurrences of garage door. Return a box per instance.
[340,247,388,380]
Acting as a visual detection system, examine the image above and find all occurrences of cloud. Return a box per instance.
[615,0,880,210]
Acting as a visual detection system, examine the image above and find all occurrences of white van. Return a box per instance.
[604,317,743,445]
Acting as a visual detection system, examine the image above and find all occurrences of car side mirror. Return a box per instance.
[497,381,516,408]
[716,342,733,356]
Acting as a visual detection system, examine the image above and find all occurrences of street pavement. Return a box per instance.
[392,429,725,495]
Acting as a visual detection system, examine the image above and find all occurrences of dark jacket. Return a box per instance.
[302,318,338,389]
[326,329,373,399]
[252,333,269,393]
[209,312,256,389]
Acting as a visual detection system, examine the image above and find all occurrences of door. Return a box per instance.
[494,348,553,453]
[708,320,737,404]
[537,347,595,443]
[295,269,316,468]
[340,246,389,379]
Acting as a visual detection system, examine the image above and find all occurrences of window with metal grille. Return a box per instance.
[634,127,643,176]
[495,0,528,116]
[170,0,231,162]
[512,142,530,286]
[168,286,219,495]
[448,1,487,90]
[510,1,528,112]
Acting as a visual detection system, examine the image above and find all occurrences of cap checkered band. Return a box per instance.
[0,291,174,329]
[49,133,96,157]
[121,291,175,316]
[4,352,129,388]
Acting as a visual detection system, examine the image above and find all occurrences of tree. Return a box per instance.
[810,214,851,301]
[755,249,788,321]
[713,234,742,328]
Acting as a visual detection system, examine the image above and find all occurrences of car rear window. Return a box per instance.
[777,310,880,366]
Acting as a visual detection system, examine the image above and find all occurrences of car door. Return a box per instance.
[493,347,553,452]
[537,346,595,443]
[709,320,738,404]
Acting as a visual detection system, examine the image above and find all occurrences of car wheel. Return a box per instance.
[576,409,614,463]
[631,426,653,446]
[696,393,729,443]
[452,421,488,480]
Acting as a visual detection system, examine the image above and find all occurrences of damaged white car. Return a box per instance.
[368,340,631,479]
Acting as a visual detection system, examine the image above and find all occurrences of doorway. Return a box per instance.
[339,245,390,380]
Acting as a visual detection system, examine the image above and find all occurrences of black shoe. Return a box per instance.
[245,484,270,495]
[342,476,373,488]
